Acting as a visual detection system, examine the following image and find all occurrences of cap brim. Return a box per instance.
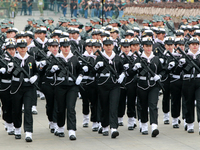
[49,42,59,46]
[60,43,70,46]
[121,43,130,47]
[130,42,140,45]
[103,41,113,45]
[142,41,153,45]
[6,45,15,49]
[165,42,174,45]
[85,43,93,46]
[93,43,101,47]
[17,44,27,47]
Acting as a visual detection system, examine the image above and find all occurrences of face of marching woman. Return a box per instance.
[189,43,199,53]
[17,47,28,57]
[85,45,93,54]
[176,44,185,52]
[121,46,130,55]
[103,44,114,56]
[143,44,152,56]
[48,45,59,56]
[130,44,140,53]
[93,46,102,54]
[165,44,174,53]
[60,45,71,57]
[6,48,16,57]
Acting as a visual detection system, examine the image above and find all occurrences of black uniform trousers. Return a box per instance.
[98,83,120,129]
[162,78,171,114]
[55,85,78,130]
[0,87,13,123]
[170,79,182,118]
[182,79,200,123]
[41,81,57,123]
[137,85,159,125]
[12,86,34,132]
[32,86,37,106]
[79,81,98,122]
[118,81,137,118]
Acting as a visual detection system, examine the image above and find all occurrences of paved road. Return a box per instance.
[1,11,200,150]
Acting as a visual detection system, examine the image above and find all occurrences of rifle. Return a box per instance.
[121,52,134,66]
[166,21,176,34]
[50,53,85,90]
[134,51,165,92]
[177,47,200,73]
[5,51,41,90]
[165,50,179,64]
[94,49,126,88]
[73,50,94,69]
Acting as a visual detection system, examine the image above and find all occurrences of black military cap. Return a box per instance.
[130,37,140,45]
[175,30,184,36]
[24,31,34,39]
[120,39,130,47]
[164,37,175,45]
[103,37,113,45]
[5,41,16,49]
[47,38,59,46]
[142,37,153,45]
[85,39,93,46]
[60,38,71,46]
[16,39,27,47]
[92,39,102,47]
[188,37,199,45]
[175,38,185,45]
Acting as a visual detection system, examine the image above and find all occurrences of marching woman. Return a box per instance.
[118,39,137,130]
[9,39,39,142]
[95,37,125,138]
[132,37,164,137]
[79,39,99,131]
[180,37,200,133]
[47,37,83,140]
[0,42,15,135]
[39,39,59,134]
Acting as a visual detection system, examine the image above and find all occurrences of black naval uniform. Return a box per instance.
[78,51,98,129]
[95,51,124,135]
[118,51,137,129]
[10,53,38,134]
[47,51,82,134]
[181,49,200,132]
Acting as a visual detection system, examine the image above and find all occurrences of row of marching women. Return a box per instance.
[1,18,200,143]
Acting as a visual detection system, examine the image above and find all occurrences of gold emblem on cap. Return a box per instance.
[147,37,151,41]
[107,37,109,40]
[169,37,172,40]
[194,37,197,40]
[64,38,67,42]
[21,39,24,42]
[53,39,57,42]
[125,39,128,42]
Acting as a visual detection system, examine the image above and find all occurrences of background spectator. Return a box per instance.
[70,0,74,18]
[38,0,44,16]
[27,0,33,16]
[61,0,68,17]
[21,0,27,16]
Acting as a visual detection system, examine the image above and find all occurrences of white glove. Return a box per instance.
[168,61,175,70]
[0,67,6,74]
[40,60,47,68]
[29,75,38,84]
[117,73,125,84]
[179,58,186,67]
[82,66,88,72]
[123,63,129,70]
[94,61,104,70]
[75,75,83,85]
[133,63,142,71]
[50,65,59,73]
[159,58,164,64]
[7,62,14,72]
[79,60,82,65]
[153,74,161,81]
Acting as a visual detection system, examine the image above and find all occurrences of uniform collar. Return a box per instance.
[58,51,73,62]
[102,51,116,64]
[141,51,155,63]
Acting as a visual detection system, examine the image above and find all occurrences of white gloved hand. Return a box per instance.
[179,58,186,67]
[123,63,129,70]
[153,74,161,81]
[40,60,47,68]
[30,75,38,84]
[133,63,142,71]
[117,73,125,84]
[159,58,164,64]
[94,61,104,70]
[168,61,175,70]
[82,66,88,72]
[79,60,82,65]
[50,65,59,73]
[7,62,14,72]
[0,67,6,74]
[75,75,83,85]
